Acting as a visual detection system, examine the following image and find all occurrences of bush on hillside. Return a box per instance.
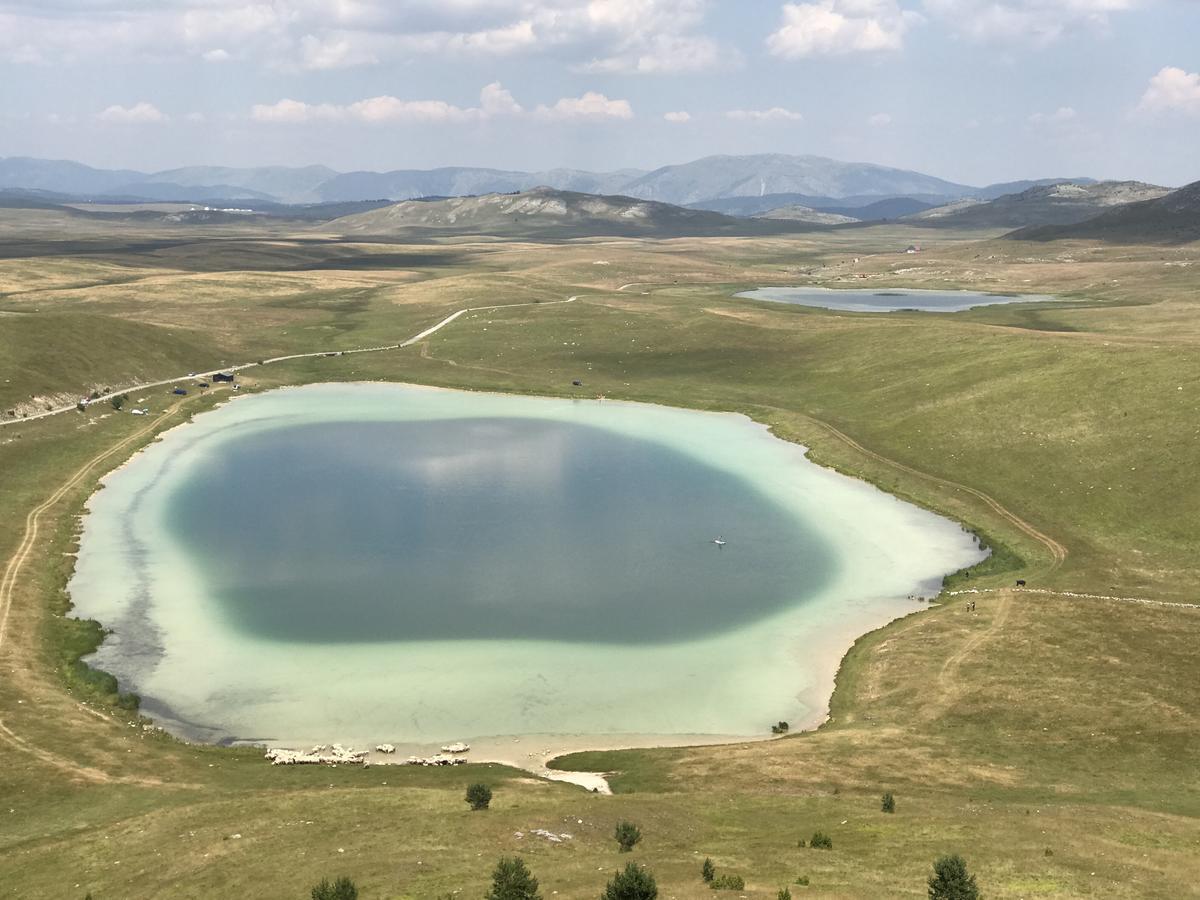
[809,832,832,850]
[466,783,493,810]
[601,862,657,900]
[701,857,715,883]
[882,792,896,813]
[310,876,357,900]
[485,856,541,900]
[709,874,744,890]
[927,854,980,900]
[614,820,642,852]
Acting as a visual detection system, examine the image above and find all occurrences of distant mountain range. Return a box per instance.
[1009,180,1200,243]
[0,154,1118,209]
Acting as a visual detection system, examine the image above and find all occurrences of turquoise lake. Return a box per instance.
[736,286,1053,312]
[69,384,985,749]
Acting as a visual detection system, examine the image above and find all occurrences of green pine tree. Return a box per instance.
[614,820,642,852]
[601,863,657,900]
[927,854,980,900]
[485,856,542,900]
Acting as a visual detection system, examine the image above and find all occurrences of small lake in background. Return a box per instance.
[736,286,1054,312]
[69,384,985,749]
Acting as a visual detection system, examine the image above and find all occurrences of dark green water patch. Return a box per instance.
[165,417,832,644]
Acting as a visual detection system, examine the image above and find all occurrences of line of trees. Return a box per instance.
[305,852,979,899]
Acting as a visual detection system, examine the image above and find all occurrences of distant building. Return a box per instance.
[212,372,235,383]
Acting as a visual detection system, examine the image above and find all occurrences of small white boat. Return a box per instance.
[712,537,726,547]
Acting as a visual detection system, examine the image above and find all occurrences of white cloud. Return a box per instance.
[726,107,804,122]
[868,112,892,126]
[1138,66,1200,116]
[0,1,733,74]
[1028,106,1077,126]
[298,34,378,70]
[664,110,692,123]
[96,102,167,124]
[250,99,330,124]
[347,96,476,123]
[480,81,524,116]
[580,34,727,74]
[252,84,630,125]
[767,0,916,58]
[922,0,1137,46]
[535,92,634,120]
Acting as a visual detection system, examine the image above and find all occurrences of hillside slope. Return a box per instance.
[911,181,1169,228]
[324,187,803,237]
[753,204,859,225]
[1009,180,1200,243]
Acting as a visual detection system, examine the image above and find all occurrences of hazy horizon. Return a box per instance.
[2,2,1198,187]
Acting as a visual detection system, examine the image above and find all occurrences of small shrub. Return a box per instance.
[778,889,792,900]
[310,876,358,900]
[709,874,744,891]
[927,854,980,900]
[796,838,806,848]
[794,876,810,886]
[882,792,896,813]
[1044,848,1054,857]
[809,832,832,850]
[771,720,790,734]
[601,862,657,900]
[111,395,125,410]
[614,820,642,852]
[485,856,541,900]
[466,783,493,810]
[701,857,715,883]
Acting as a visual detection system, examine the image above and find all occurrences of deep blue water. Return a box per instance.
[166,417,833,644]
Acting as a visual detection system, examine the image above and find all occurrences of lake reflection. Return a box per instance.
[168,417,830,644]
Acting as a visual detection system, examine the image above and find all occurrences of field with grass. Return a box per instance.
[0,216,1197,898]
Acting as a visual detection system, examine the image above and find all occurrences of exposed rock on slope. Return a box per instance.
[911,181,1169,229]
[324,187,805,236]
[1008,180,1200,243]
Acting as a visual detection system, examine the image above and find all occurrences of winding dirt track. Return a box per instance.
[806,416,1068,570]
[938,590,1014,688]
[0,297,581,780]
[0,296,577,429]
[0,401,187,654]
[0,399,188,783]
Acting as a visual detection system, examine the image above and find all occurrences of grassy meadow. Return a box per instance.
[0,217,1197,897]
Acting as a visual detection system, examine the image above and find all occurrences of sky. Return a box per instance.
[1,0,1199,186]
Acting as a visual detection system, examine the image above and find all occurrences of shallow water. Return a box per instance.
[70,384,985,747]
[736,286,1053,312]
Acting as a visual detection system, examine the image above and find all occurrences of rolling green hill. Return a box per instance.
[324,187,815,237]
[910,181,1169,229]
[1010,180,1200,243]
